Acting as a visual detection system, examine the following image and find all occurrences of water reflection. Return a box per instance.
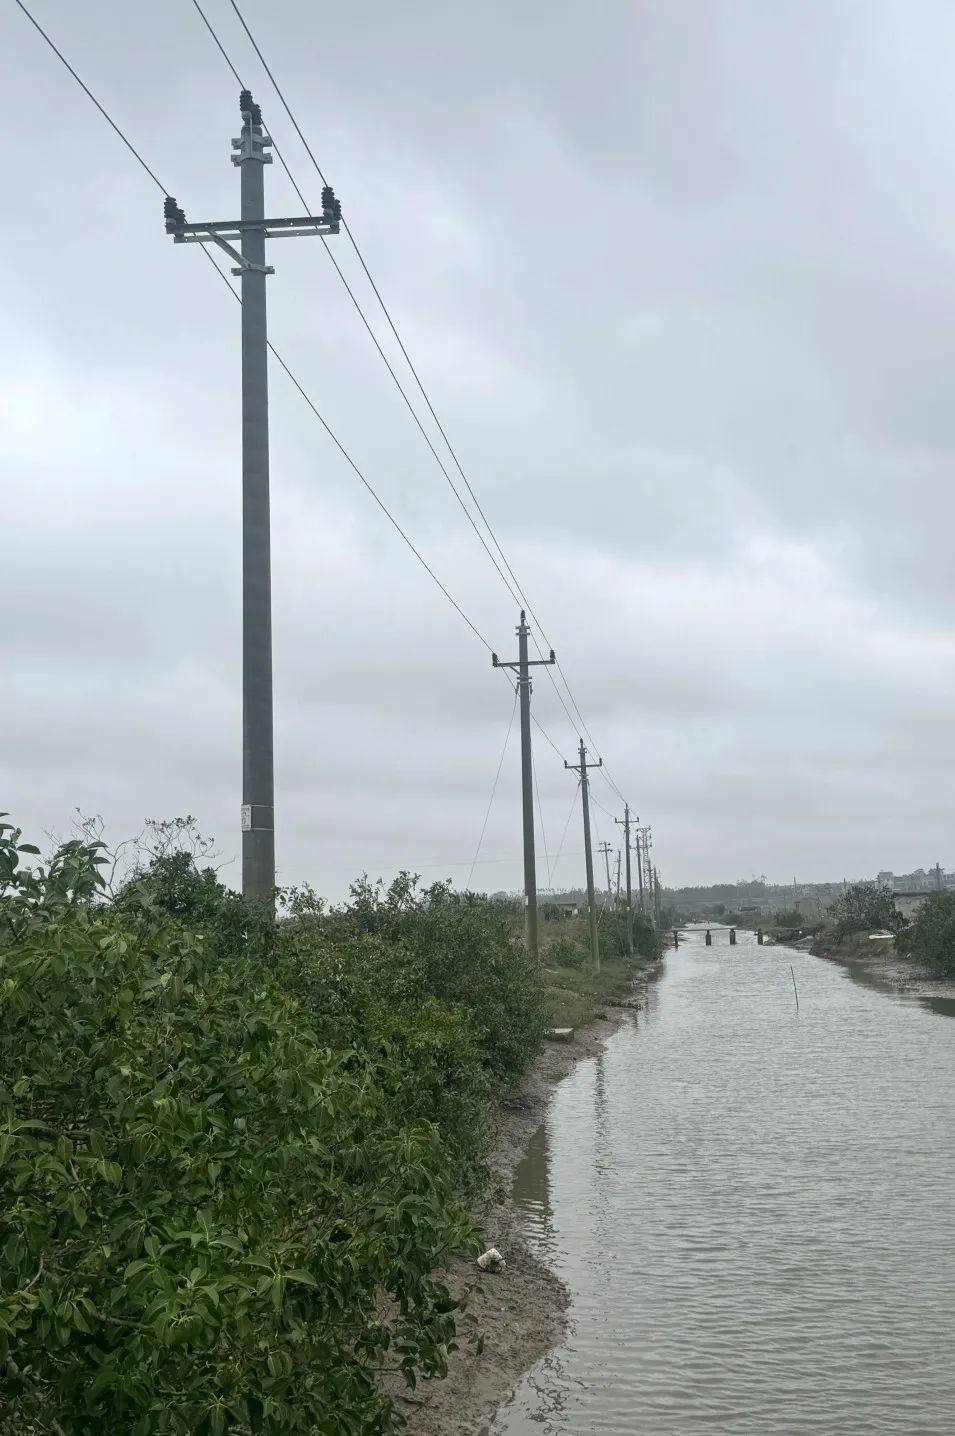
[494,929,955,1435]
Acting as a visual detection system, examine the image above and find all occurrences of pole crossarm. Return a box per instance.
[170,214,341,239]
[492,610,555,677]
[564,754,602,775]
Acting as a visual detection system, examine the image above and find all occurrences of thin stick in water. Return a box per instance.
[790,963,800,1015]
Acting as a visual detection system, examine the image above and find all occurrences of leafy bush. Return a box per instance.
[827,883,900,939]
[901,890,955,977]
[775,908,803,929]
[282,875,545,1092]
[544,933,588,969]
[0,825,512,1434]
[115,850,274,966]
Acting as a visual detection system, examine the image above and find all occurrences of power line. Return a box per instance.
[13,0,168,195]
[532,749,550,890]
[190,1,525,614]
[14,2,495,661]
[220,0,636,809]
[550,781,580,888]
[530,712,569,765]
[18,0,641,839]
[467,684,518,890]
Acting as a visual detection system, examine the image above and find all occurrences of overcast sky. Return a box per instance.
[6,0,955,896]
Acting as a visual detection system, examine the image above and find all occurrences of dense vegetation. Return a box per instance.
[899,890,955,977]
[0,817,546,1435]
[826,882,901,939]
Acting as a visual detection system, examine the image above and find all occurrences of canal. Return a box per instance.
[493,926,955,1434]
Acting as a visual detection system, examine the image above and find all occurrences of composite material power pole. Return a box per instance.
[165,90,341,903]
[492,612,555,961]
[565,740,602,971]
[615,803,635,956]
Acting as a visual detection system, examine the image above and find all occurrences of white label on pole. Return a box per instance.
[240,804,252,832]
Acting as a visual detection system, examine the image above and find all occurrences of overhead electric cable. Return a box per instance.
[467,684,519,890]
[20,0,638,829]
[13,1,495,660]
[532,750,550,889]
[189,0,525,613]
[13,0,169,193]
[220,0,636,803]
[550,781,580,888]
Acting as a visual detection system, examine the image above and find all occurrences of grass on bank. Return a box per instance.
[537,911,659,1029]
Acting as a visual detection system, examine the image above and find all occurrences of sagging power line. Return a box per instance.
[12,0,661,926]
[197,0,635,811]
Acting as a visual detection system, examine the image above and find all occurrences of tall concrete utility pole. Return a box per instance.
[492,612,555,961]
[654,866,662,925]
[166,90,341,903]
[565,740,602,970]
[615,804,635,956]
[634,824,645,914]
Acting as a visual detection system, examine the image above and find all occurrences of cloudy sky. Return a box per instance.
[6,0,955,895]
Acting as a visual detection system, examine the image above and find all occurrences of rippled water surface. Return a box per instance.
[493,929,955,1434]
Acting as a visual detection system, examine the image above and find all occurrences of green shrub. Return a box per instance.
[544,934,587,969]
[0,826,479,1434]
[827,883,900,939]
[285,876,545,1091]
[901,890,955,977]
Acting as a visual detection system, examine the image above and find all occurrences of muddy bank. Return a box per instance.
[404,969,659,1436]
[813,935,955,1004]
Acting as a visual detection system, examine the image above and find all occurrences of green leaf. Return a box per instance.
[284,1268,317,1288]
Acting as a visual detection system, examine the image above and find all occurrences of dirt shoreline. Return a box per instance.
[404,967,659,1436]
[818,938,955,1003]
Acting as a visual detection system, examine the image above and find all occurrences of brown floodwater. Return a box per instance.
[493,927,955,1434]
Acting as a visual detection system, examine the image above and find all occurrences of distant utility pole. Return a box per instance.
[654,866,662,925]
[492,611,555,961]
[598,841,614,908]
[165,90,341,904]
[615,804,636,956]
[634,824,645,915]
[641,827,655,925]
[615,850,622,904]
[565,741,602,970]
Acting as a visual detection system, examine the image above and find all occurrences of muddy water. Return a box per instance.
[493,927,955,1434]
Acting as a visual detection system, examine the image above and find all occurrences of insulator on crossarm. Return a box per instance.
[164,195,181,232]
[239,89,253,114]
[250,102,262,127]
[322,185,342,225]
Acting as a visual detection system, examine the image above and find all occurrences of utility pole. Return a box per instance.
[634,824,645,914]
[166,90,341,903]
[615,804,635,956]
[565,741,602,970]
[615,851,622,904]
[642,827,655,926]
[598,841,614,909]
[654,866,662,925]
[492,612,555,961]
